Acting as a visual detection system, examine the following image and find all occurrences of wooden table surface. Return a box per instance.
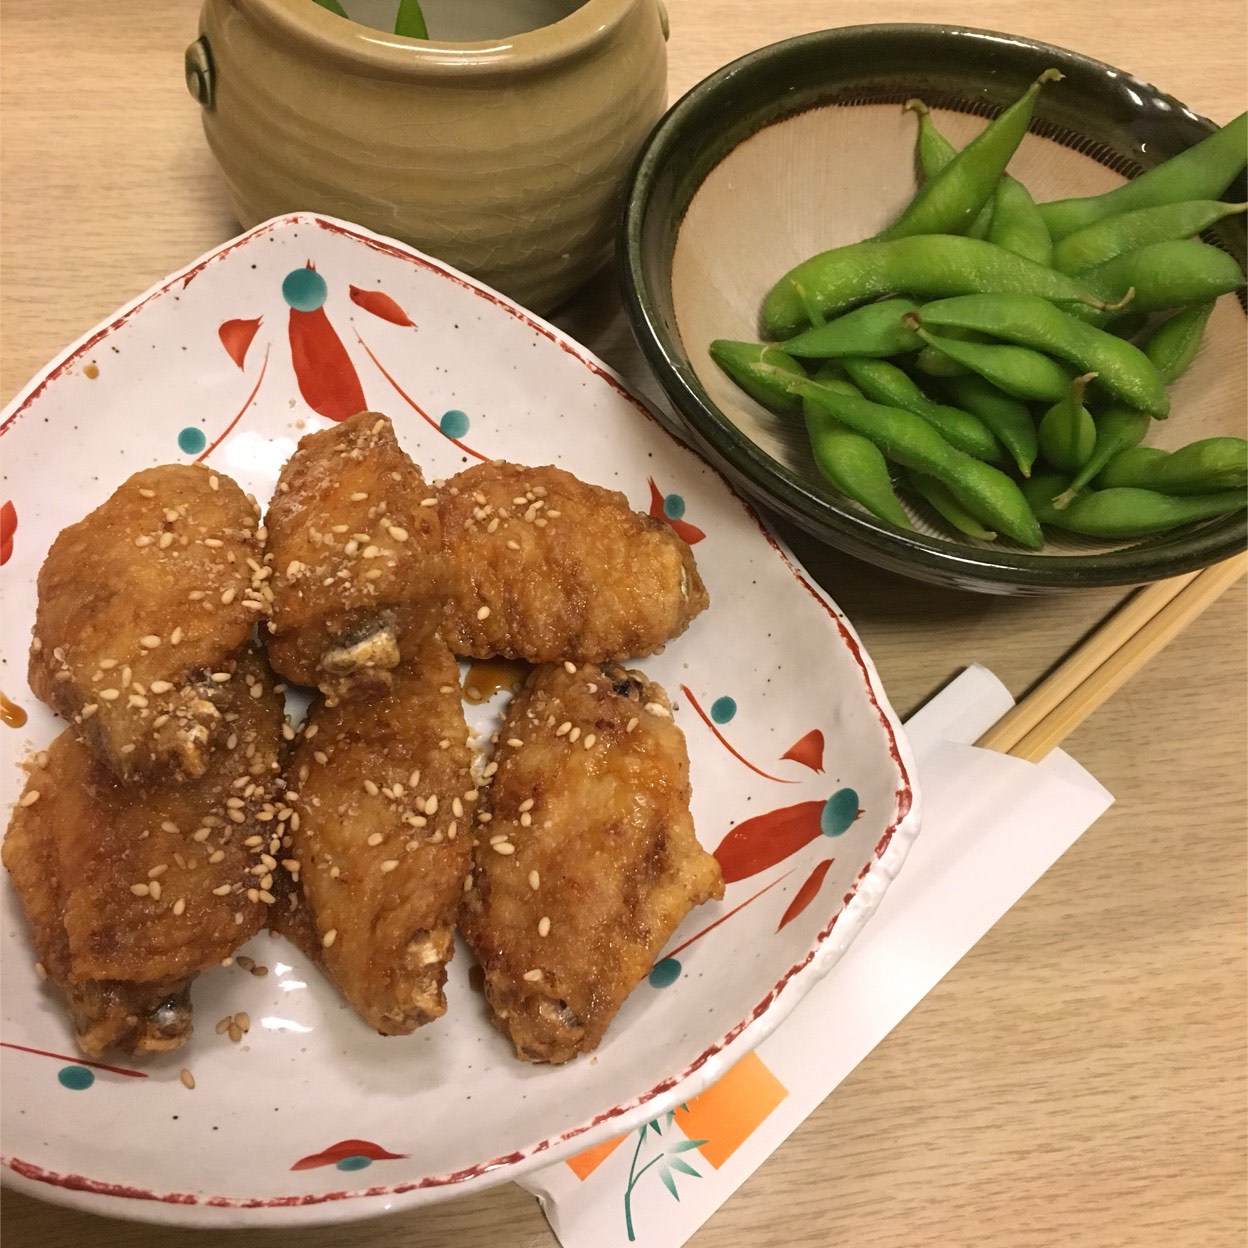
[1,2,1244,1245]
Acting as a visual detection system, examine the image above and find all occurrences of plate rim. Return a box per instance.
[0,211,922,1226]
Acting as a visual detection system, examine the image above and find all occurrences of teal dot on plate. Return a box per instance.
[820,788,860,838]
[178,426,207,455]
[282,266,328,311]
[663,493,686,520]
[648,958,681,988]
[58,1065,95,1091]
[335,1155,373,1172]
[710,696,737,724]
[440,409,470,439]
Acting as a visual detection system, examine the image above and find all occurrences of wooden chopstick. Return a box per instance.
[975,568,1202,756]
[976,553,1247,763]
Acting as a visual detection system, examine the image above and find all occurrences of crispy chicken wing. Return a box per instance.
[437,461,708,663]
[271,632,474,1034]
[28,463,266,783]
[459,662,723,1063]
[264,412,444,702]
[3,799,193,1057]
[2,646,286,1057]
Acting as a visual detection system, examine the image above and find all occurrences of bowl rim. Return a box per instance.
[619,22,1247,590]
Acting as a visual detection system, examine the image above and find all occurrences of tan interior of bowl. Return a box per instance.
[673,102,1247,556]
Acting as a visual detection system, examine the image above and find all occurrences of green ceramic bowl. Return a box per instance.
[620,23,1246,592]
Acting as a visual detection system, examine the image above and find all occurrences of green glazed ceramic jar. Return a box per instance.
[188,0,668,312]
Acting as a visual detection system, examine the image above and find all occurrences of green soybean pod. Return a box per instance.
[918,292,1171,417]
[762,235,1110,339]
[941,373,1038,477]
[1096,437,1248,494]
[1037,372,1098,472]
[1106,310,1152,341]
[914,346,971,377]
[803,400,914,528]
[1050,408,1151,510]
[1143,300,1218,381]
[905,316,1076,403]
[779,299,923,359]
[986,176,1053,265]
[905,98,957,177]
[1049,302,1217,509]
[840,357,1005,462]
[881,69,1062,241]
[906,471,998,539]
[1052,199,1248,273]
[1038,112,1248,240]
[791,376,1044,547]
[709,340,807,416]
[1077,240,1245,316]
[904,99,995,236]
[1023,472,1247,537]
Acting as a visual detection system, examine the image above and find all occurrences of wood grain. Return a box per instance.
[2,2,1244,1245]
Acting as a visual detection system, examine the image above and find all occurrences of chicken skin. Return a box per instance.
[437,461,708,664]
[459,662,723,1063]
[271,632,474,1035]
[2,646,286,1057]
[264,412,444,702]
[28,464,266,783]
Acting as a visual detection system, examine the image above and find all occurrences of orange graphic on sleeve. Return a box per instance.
[565,1051,788,1180]
[672,1052,787,1168]
[566,1133,627,1180]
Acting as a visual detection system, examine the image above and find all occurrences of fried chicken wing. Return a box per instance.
[272,633,474,1034]
[2,646,285,1057]
[3,807,193,1056]
[264,412,444,701]
[437,461,708,664]
[459,662,723,1063]
[28,463,266,783]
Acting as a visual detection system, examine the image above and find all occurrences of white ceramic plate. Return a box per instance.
[0,214,920,1226]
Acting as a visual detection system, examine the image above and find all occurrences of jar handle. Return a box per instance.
[185,36,215,110]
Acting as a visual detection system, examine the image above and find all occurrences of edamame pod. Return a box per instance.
[774,372,1044,547]
[914,346,970,377]
[917,293,1171,416]
[1096,437,1248,494]
[1050,409,1151,510]
[1140,300,1217,381]
[1049,302,1217,509]
[779,299,923,359]
[1106,311,1152,341]
[906,471,997,539]
[1023,473,1246,537]
[940,373,1038,477]
[709,340,807,416]
[803,401,914,528]
[905,315,1077,403]
[841,357,1005,462]
[1038,112,1248,240]
[881,70,1061,240]
[1077,240,1245,315]
[906,98,958,177]
[1037,373,1098,472]
[1052,199,1248,273]
[762,235,1110,339]
[902,99,998,237]
[986,176,1053,265]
